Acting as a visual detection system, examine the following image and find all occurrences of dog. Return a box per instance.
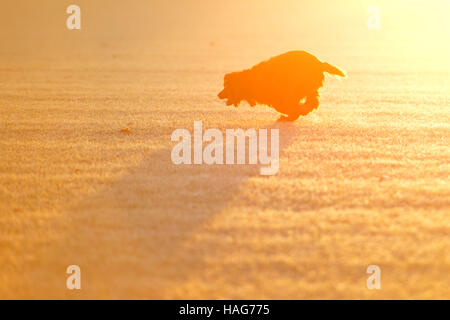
[218,50,346,121]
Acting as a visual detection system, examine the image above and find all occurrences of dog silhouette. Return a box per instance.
[218,51,346,121]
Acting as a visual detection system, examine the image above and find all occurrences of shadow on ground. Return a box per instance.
[31,122,301,298]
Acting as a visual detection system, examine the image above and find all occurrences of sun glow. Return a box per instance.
[280,0,450,71]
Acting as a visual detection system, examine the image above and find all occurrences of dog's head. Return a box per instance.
[218,71,249,107]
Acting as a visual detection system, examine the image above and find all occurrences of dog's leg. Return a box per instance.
[276,97,300,122]
[278,94,320,122]
[277,114,290,122]
[298,94,319,116]
[278,113,300,122]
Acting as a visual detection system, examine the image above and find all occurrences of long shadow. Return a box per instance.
[42,122,301,298]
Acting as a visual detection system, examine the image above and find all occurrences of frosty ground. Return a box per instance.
[0,0,449,299]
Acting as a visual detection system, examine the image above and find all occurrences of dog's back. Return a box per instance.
[246,51,325,106]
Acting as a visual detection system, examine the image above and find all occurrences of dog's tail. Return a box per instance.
[322,62,346,77]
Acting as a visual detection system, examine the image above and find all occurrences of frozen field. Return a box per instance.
[0,0,449,299]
